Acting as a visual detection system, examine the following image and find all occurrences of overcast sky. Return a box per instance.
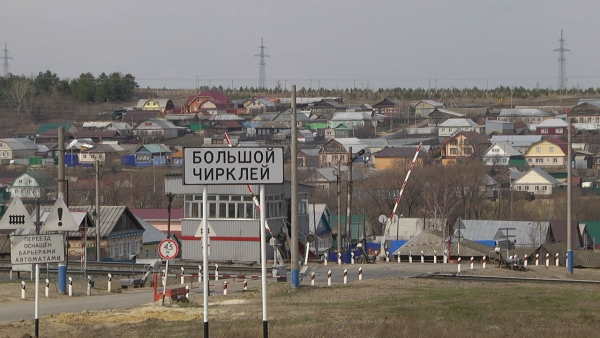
[2,1,599,89]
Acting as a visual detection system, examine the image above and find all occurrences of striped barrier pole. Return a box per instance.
[68,277,73,297]
[351,252,355,265]
[185,284,190,300]
[215,264,219,281]
[555,253,559,267]
[482,256,487,269]
[180,267,185,285]
[45,279,49,298]
[358,267,363,281]
[21,281,26,299]
[545,253,550,267]
[420,251,424,263]
[535,254,539,266]
[457,257,462,273]
[243,279,248,291]
[327,270,332,287]
[223,281,228,296]
[311,272,315,286]
[108,273,112,293]
[343,269,348,285]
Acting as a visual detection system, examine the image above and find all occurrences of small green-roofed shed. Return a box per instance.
[330,214,367,242]
[581,221,600,249]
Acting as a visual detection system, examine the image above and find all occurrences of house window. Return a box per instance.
[556,129,563,134]
[450,148,458,155]
[542,186,548,191]
[517,186,522,191]
[535,186,539,191]
[553,158,558,163]
[525,186,529,191]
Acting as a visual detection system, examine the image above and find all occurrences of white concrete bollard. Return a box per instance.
[198,265,202,284]
[524,254,528,267]
[420,251,424,263]
[45,278,49,298]
[470,257,474,270]
[9,269,13,280]
[311,272,315,286]
[457,257,462,273]
[87,276,92,296]
[323,255,328,266]
[351,252,355,265]
[555,253,559,267]
[409,251,413,264]
[545,253,550,267]
[223,281,228,296]
[337,252,342,265]
[327,270,332,286]
[180,267,185,285]
[68,277,73,297]
[185,284,190,300]
[482,256,487,269]
[243,279,248,291]
[20,280,26,299]
[385,253,390,264]
[397,254,401,264]
[443,254,448,264]
[343,269,348,285]
[108,273,112,293]
[215,264,219,281]
[358,267,363,281]
[535,254,539,266]
[433,250,437,264]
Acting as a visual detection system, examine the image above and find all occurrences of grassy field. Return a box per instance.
[1,276,600,338]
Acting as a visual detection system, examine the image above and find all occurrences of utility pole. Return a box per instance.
[95,160,101,262]
[290,85,299,288]
[254,38,269,89]
[167,193,173,239]
[554,29,570,92]
[567,116,573,273]
[1,43,12,77]
[346,147,353,251]
[57,128,65,198]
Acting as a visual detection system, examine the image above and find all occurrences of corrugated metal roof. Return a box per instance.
[397,231,492,257]
[69,206,142,237]
[457,219,550,247]
[438,118,478,127]
[484,142,522,157]
[331,111,373,121]
[514,167,560,185]
[0,138,38,151]
[490,135,542,148]
[536,118,568,128]
[498,108,554,117]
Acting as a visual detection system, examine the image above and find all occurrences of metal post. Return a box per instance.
[57,128,67,294]
[346,147,353,253]
[95,160,101,262]
[260,185,269,338]
[34,262,39,337]
[567,116,574,273]
[202,186,209,337]
[167,193,173,239]
[336,161,342,256]
[290,85,299,288]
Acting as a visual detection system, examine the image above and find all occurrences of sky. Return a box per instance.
[2,1,600,89]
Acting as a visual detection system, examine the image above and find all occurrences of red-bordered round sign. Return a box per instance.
[157,239,179,260]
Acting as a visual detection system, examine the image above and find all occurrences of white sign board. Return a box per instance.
[11,234,65,264]
[0,197,35,231]
[43,197,79,232]
[184,147,284,185]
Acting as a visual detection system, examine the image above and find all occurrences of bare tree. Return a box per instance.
[8,77,33,115]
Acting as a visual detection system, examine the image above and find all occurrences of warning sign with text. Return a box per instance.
[184,147,284,185]
[10,234,65,264]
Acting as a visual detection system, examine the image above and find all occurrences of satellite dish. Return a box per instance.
[378,214,388,224]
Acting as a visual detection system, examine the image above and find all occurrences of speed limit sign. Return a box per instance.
[158,239,179,260]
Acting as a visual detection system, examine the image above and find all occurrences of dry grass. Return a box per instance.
[2,277,600,338]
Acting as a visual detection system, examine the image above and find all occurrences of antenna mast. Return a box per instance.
[1,43,13,77]
[254,38,269,89]
[553,30,570,91]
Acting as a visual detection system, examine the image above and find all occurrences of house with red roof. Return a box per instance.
[183,90,233,114]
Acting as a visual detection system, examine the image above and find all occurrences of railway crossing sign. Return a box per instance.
[184,147,284,185]
[157,239,179,260]
[10,234,65,264]
[0,197,35,231]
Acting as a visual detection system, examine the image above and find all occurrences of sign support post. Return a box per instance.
[260,184,268,338]
[34,263,39,338]
[202,185,209,337]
